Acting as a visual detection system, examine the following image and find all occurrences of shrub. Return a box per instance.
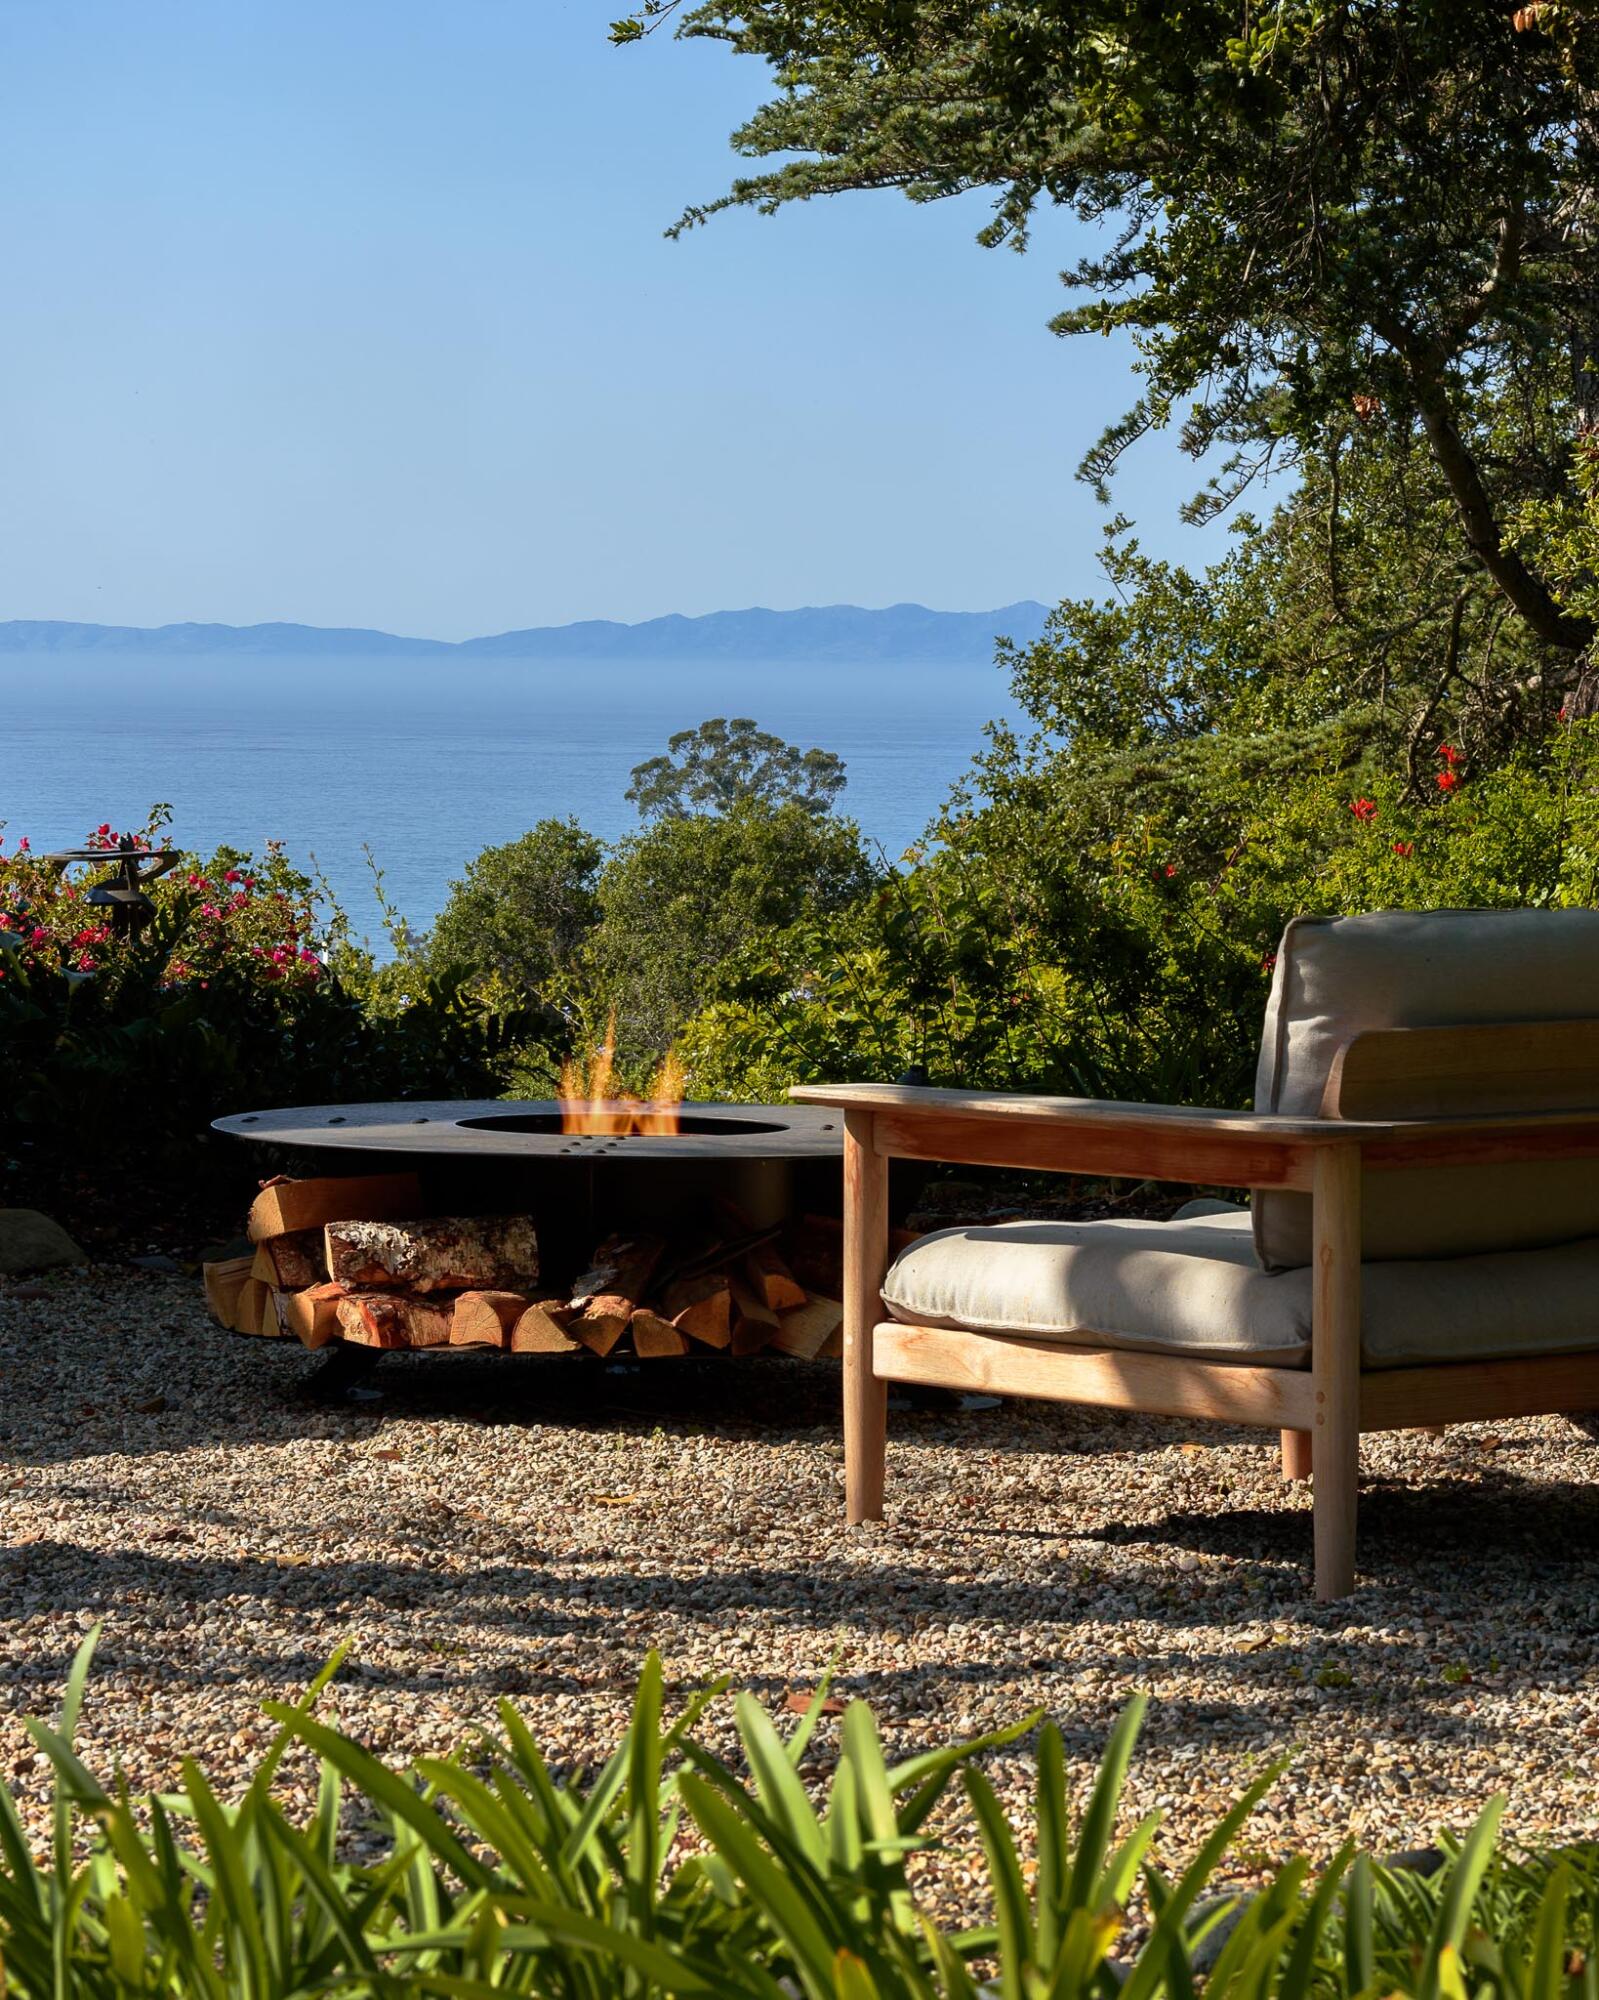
[3,1636,1595,1998]
[0,814,556,1183]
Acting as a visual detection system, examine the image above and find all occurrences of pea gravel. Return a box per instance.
[2,1263,1598,1908]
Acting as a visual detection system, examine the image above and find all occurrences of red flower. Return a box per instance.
[224,869,242,884]
[1437,742,1461,766]
[1436,770,1461,793]
[1350,796,1378,821]
[17,837,28,852]
[1261,950,1279,975]
[1392,840,1414,858]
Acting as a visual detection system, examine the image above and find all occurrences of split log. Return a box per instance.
[336,1291,454,1349]
[663,1272,732,1350]
[630,1308,689,1357]
[251,1230,326,1289]
[229,1276,270,1335]
[282,1282,345,1350]
[769,1293,843,1360]
[743,1240,807,1313]
[325,1215,539,1294]
[568,1234,664,1356]
[450,1290,528,1349]
[729,1274,781,1356]
[511,1300,579,1353]
[203,1254,254,1330]
[788,1213,922,1299]
[248,1173,421,1242]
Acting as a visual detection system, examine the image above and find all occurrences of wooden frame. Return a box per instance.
[793,1030,1599,1601]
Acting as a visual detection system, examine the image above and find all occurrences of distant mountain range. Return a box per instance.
[0,601,1052,664]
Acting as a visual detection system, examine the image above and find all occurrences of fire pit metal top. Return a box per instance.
[212,1099,842,1160]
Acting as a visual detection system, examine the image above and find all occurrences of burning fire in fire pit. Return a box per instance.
[558,1015,686,1136]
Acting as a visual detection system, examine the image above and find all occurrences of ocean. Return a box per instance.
[0,654,1020,946]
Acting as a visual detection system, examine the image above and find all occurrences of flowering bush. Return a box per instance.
[0,807,558,1185]
[0,808,327,991]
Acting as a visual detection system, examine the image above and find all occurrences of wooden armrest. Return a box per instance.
[790,1082,1330,1187]
[790,1081,1599,1188]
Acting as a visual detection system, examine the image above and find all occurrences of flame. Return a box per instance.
[560,1013,685,1135]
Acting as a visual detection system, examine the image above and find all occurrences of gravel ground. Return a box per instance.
[3,1262,1598,1910]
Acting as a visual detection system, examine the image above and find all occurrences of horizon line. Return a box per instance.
[0,597,1053,651]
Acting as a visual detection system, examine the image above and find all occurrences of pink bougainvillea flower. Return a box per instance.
[17,837,29,852]
[1349,796,1378,821]
[224,869,242,884]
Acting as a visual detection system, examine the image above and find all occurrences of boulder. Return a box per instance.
[0,1209,87,1275]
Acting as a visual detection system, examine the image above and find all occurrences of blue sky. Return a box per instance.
[0,1,1229,637]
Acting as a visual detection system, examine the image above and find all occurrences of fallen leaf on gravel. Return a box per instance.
[1238,1635,1272,1653]
[785,1691,846,1717]
[1479,1436,1503,1453]
[1179,1443,1206,1455]
[591,1494,635,1506]
[132,1395,167,1414]
[275,1553,313,1566]
[374,1448,403,1461]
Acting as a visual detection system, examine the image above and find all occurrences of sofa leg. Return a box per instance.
[844,1110,889,1523]
[1280,1429,1312,1481]
[1311,1143,1362,1601]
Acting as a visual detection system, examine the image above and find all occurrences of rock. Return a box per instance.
[129,1253,183,1273]
[0,1209,86,1274]
[1382,1845,1446,1877]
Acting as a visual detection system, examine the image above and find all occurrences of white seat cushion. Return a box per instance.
[882,1207,1599,1369]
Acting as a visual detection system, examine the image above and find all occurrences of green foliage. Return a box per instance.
[628,0,1599,661]
[627,717,848,822]
[427,816,604,1006]
[585,797,877,1072]
[6,1635,1597,1999]
[0,815,555,1177]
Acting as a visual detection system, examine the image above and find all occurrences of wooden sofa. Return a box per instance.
[792,909,1599,1600]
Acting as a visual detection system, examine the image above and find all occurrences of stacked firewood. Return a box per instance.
[201,1173,850,1361]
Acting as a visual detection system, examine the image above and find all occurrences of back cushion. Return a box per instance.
[1252,909,1599,1270]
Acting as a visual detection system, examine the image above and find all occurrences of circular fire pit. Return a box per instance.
[212,1099,844,1258]
[212,1099,838,1159]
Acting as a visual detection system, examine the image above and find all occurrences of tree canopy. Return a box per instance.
[625,716,847,819]
[619,0,1599,667]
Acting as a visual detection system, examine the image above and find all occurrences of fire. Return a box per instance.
[559,1015,685,1136]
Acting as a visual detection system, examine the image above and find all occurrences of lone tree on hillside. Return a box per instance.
[618,0,1599,671]
[626,716,847,820]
